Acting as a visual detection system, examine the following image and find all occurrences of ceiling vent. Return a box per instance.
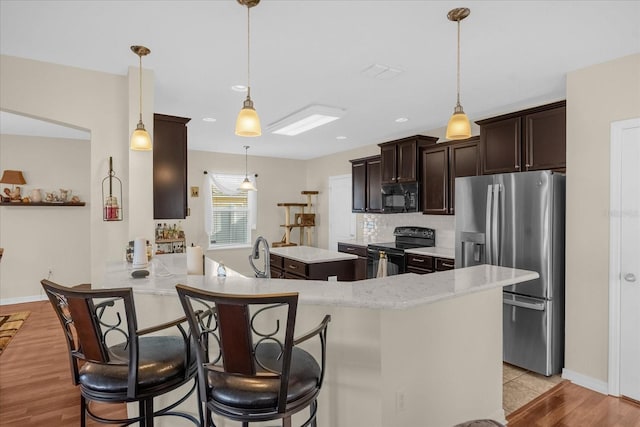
[361,63,404,80]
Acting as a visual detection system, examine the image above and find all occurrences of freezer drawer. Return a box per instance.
[503,293,562,376]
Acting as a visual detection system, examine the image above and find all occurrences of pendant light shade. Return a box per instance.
[445,8,472,140]
[235,0,262,137]
[130,45,152,150]
[238,145,257,191]
[235,91,261,137]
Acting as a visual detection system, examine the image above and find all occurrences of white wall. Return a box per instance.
[564,53,640,384]
[0,54,154,291]
[0,134,91,301]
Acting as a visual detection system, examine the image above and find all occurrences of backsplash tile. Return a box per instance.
[357,213,455,248]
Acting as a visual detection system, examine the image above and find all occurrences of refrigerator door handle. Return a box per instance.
[492,184,501,265]
[503,297,546,311]
[486,185,493,265]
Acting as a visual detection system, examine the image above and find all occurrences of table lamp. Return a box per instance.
[0,170,26,201]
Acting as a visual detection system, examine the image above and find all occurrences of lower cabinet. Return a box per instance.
[337,243,367,281]
[270,252,356,281]
[405,253,454,275]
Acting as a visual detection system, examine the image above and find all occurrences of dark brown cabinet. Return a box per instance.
[420,137,479,215]
[350,155,381,213]
[379,135,438,184]
[477,101,566,175]
[153,114,191,219]
[272,252,356,281]
[337,243,367,281]
[405,253,454,275]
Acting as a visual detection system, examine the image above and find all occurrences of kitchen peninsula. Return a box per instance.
[103,254,538,426]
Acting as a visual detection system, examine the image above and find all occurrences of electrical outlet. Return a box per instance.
[190,186,199,197]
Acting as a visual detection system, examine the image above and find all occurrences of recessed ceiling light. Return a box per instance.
[267,105,346,136]
[203,117,217,122]
[395,117,409,123]
[231,85,248,92]
[336,136,347,140]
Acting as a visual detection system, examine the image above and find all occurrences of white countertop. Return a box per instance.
[270,245,357,263]
[404,246,455,259]
[102,254,537,310]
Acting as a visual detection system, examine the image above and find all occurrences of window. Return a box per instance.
[205,174,256,249]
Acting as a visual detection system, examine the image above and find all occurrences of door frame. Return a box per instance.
[608,117,640,396]
[328,174,356,251]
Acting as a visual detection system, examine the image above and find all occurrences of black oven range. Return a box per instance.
[366,226,435,279]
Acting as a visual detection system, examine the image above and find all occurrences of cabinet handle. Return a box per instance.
[412,258,424,263]
[441,262,454,268]
[515,164,520,169]
[288,264,297,270]
[525,163,530,168]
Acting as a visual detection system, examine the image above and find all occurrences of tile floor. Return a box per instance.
[503,363,564,415]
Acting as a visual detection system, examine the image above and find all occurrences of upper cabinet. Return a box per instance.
[153,113,191,219]
[477,101,566,175]
[420,137,479,215]
[350,155,382,213]
[379,135,438,184]
[476,101,566,175]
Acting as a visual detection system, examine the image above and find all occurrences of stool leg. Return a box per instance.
[80,395,86,427]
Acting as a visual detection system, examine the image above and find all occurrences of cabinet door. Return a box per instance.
[380,144,397,183]
[524,106,566,171]
[480,117,521,174]
[351,160,366,213]
[366,157,382,212]
[449,139,479,214]
[397,140,418,182]
[421,146,449,215]
[153,114,191,219]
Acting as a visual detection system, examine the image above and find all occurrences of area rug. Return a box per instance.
[0,311,30,355]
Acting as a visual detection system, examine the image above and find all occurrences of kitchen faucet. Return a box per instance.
[249,236,271,278]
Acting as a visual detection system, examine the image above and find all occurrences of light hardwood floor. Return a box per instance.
[0,300,126,426]
[1,300,640,426]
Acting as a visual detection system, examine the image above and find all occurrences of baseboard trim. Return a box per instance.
[562,368,609,395]
[1,294,48,306]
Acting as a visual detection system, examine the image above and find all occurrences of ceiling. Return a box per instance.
[1,1,639,160]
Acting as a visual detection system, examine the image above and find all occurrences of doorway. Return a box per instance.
[328,174,355,251]
[608,117,640,401]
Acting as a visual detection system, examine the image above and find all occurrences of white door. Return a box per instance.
[328,174,356,251]
[609,118,640,401]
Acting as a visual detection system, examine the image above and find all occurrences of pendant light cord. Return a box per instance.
[247,6,251,98]
[139,52,143,121]
[456,18,461,107]
[245,146,249,177]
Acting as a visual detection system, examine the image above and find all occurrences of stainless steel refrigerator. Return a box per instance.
[454,170,565,376]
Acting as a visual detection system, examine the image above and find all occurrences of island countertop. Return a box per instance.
[270,245,357,263]
[404,246,455,259]
[103,254,537,310]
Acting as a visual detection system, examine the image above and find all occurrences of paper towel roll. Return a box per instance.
[187,245,204,275]
[132,237,148,268]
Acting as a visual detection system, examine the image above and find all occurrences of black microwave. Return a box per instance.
[381,182,419,213]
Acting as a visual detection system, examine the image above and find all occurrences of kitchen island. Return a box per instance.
[102,254,538,427]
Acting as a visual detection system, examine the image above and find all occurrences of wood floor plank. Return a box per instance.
[0,301,127,426]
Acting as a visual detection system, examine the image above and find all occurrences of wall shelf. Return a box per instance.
[0,201,86,207]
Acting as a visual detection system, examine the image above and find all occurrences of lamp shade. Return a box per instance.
[0,170,26,185]
[130,123,152,151]
[445,111,472,140]
[235,105,262,137]
[238,177,257,191]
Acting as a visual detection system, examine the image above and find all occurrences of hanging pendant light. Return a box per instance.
[238,145,257,191]
[130,45,152,150]
[445,8,472,140]
[235,0,262,137]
